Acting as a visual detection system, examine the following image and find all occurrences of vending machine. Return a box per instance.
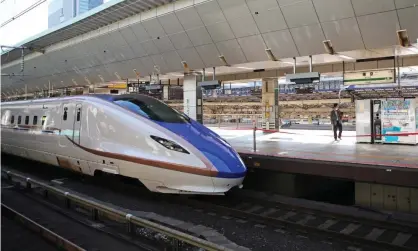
[356,98,417,145]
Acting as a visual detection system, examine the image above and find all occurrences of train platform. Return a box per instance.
[209,128,418,188]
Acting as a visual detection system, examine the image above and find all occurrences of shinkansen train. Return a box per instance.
[1,94,247,195]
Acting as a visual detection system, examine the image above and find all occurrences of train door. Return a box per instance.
[73,104,82,144]
[59,103,75,146]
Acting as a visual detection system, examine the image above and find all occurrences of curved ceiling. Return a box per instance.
[2,0,418,94]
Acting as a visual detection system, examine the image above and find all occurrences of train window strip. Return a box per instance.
[18,116,22,124]
[25,116,29,125]
[11,115,14,124]
[33,116,38,125]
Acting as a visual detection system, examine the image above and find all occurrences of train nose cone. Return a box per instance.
[156,121,247,178]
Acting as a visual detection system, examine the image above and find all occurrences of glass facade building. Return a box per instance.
[48,0,103,28]
[77,0,103,15]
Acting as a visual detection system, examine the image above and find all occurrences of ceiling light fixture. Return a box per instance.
[98,75,104,83]
[323,40,355,61]
[234,66,255,70]
[397,29,410,47]
[114,72,122,80]
[181,61,189,73]
[84,77,91,85]
[281,61,294,65]
[323,40,335,55]
[169,73,184,77]
[338,54,355,60]
[219,55,230,66]
[133,69,140,79]
[265,48,278,61]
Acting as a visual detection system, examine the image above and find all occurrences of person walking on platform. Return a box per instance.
[330,103,342,141]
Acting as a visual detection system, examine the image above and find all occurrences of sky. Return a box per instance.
[0,0,112,48]
[0,0,48,47]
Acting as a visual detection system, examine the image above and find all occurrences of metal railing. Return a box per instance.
[203,114,355,129]
[203,114,264,129]
[2,170,233,251]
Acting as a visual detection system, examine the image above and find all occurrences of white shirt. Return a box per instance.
[334,110,339,121]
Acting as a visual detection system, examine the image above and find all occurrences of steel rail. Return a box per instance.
[181,196,418,251]
[1,203,86,251]
[2,169,233,251]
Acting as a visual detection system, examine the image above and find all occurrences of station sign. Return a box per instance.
[344,69,394,85]
[127,81,149,93]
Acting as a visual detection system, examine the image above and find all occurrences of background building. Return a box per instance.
[48,0,103,28]
[77,0,103,15]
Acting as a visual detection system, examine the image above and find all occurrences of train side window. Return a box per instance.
[11,115,14,124]
[18,116,22,124]
[42,116,46,126]
[25,116,29,125]
[33,116,38,125]
[76,108,81,121]
[63,107,68,121]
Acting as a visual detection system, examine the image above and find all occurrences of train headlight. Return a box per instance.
[150,136,190,154]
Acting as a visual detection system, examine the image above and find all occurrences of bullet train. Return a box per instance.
[1,94,247,195]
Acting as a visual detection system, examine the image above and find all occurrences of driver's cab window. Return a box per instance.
[114,96,189,124]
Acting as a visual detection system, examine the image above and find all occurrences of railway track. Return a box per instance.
[1,170,236,251]
[3,157,418,251]
[181,195,418,251]
[88,173,418,251]
[1,178,166,251]
[2,202,85,251]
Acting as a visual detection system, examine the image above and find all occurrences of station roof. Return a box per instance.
[1,0,173,63]
[2,0,418,95]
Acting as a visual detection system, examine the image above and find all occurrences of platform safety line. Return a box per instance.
[238,150,418,169]
[239,144,418,162]
[213,127,418,138]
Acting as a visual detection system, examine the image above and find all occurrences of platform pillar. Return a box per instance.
[261,78,279,130]
[183,73,203,124]
[163,85,169,101]
[82,87,89,94]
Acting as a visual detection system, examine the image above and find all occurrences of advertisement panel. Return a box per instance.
[381,99,417,144]
[416,106,418,142]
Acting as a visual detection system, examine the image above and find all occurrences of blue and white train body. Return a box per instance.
[1,94,247,194]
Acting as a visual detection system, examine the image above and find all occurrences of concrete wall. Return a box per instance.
[356,182,418,214]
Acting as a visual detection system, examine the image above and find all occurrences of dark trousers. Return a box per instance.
[333,121,342,140]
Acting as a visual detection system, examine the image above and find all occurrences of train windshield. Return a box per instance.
[114,96,189,123]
